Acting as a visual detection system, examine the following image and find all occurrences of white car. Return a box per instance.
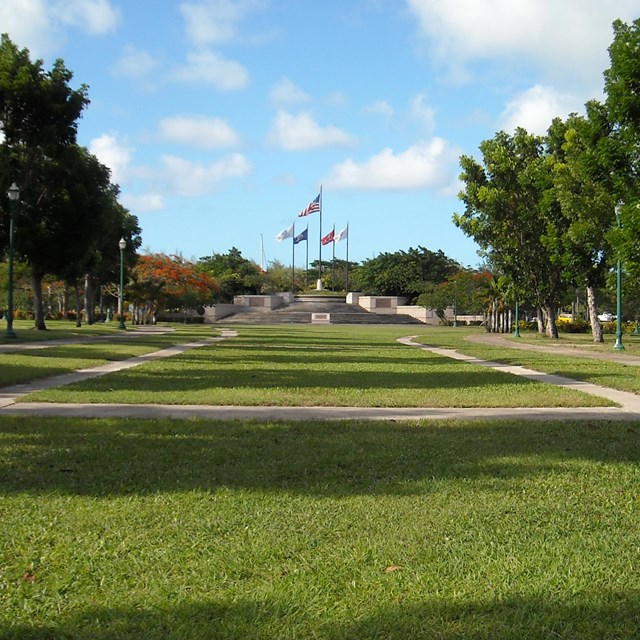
[597,312,616,322]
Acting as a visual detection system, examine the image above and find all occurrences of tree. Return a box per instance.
[454,128,567,338]
[352,246,459,303]
[0,35,89,329]
[130,254,219,322]
[547,107,616,342]
[603,18,640,284]
[198,248,263,301]
[417,269,492,325]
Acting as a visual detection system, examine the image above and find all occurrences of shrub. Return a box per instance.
[556,316,590,333]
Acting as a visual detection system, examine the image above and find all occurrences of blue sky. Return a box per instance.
[2,0,638,271]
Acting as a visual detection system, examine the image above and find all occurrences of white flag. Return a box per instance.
[336,225,349,242]
[276,224,294,242]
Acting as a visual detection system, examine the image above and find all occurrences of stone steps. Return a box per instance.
[216,297,422,325]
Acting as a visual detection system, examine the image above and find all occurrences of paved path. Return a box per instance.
[1,329,640,421]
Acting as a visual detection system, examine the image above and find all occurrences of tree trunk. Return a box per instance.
[586,284,604,343]
[74,281,82,327]
[62,281,69,319]
[543,303,559,339]
[536,306,545,334]
[31,272,47,330]
[84,273,95,324]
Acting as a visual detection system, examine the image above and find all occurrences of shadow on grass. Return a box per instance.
[63,364,544,393]
[0,417,637,497]
[3,591,639,639]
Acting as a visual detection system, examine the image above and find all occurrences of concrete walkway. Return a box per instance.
[1,329,640,421]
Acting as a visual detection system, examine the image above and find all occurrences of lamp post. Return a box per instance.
[614,204,624,351]
[118,237,126,330]
[514,300,521,338]
[5,183,19,338]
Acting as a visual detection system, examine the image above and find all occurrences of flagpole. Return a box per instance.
[317,185,323,290]
[291,221,295,293]
[345,223,350,292]
[305,224,309,290]
[331,224,335,291]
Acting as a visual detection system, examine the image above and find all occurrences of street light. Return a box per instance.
[514,300,521,338]
[614,203,624,351]
[5,183,19,338]
[118,237,126,330]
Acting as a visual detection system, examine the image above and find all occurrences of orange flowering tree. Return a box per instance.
[128,253,219,322]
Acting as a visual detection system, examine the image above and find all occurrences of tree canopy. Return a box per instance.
[352,246,459,303]
[455,128,567,337]
[198,247,263,302]
[0,35,140,328]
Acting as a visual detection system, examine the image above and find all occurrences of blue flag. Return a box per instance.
[293,228,308,244]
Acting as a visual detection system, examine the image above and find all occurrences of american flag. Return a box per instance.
[298,193,320,217]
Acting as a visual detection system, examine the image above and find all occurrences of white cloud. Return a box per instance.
[0,0,54,55]
[111,45,159,80]
[172,50,249,91]
[326,91,348,107]
[56,0,120,34]
[180,0,264,47]
[0,0,119,56]
[88,133,133,186]
[365,100,394,119]
[499,85,578,135]
[114,45,249,93]
[158,115,241,149]
[267,111,356,151]
[160,154,252,196]
[324,139,460,191]
[269,77,311,107]
[410,94,436,133]
[405,0,638,89]
[121,193,165,213]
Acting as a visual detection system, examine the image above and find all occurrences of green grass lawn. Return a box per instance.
[0,324,217,388]
[414,327,640,396]
[1,416,638,639]
[0,319,126,343]
[510,328,640,354]
[20,325,611,407]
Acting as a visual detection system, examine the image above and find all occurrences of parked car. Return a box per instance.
[597,312,616,322]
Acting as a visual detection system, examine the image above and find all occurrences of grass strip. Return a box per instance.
[414,327,640,396]
[22,325,609,408]
[0,325,218,388]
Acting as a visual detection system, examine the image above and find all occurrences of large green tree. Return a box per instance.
[352,246,459,303]
[454,128,566,338]
[198,247,263,302]
[546,107,616,342]
[0,34,90,329]
[604,18,640,282]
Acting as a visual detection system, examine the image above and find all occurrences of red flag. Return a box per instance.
[321,229,335,245]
